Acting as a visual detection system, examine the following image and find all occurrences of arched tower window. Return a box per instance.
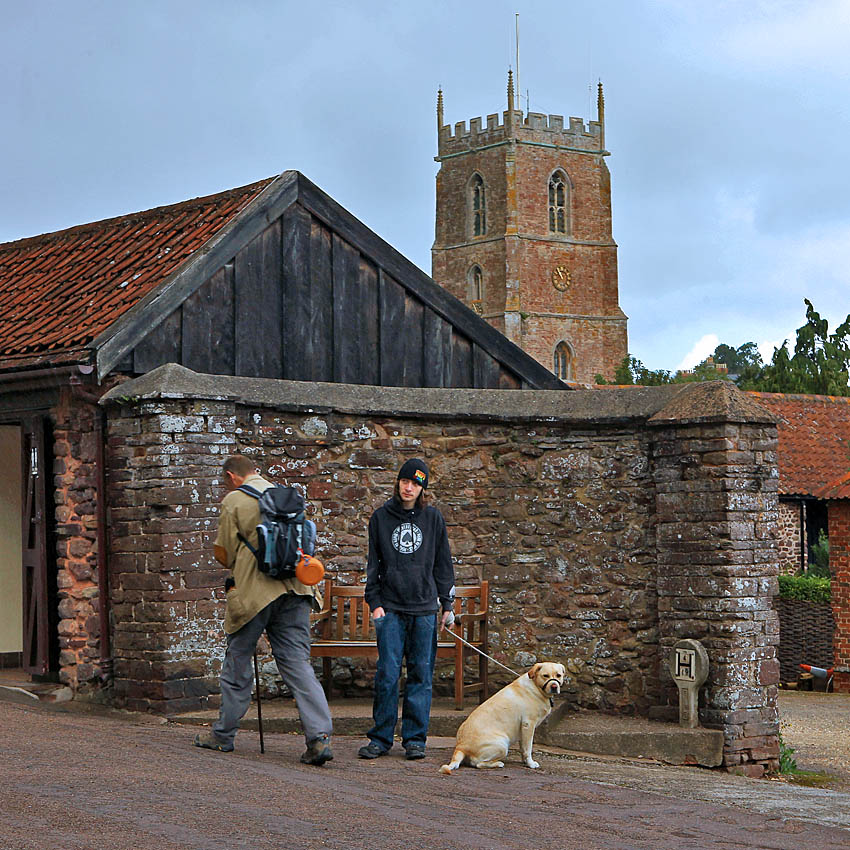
[553,341,574,381]
[467,265,484,314]
[470,173,487,237]
[548,170,568,234]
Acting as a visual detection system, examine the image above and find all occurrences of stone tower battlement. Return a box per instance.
[437,111,604,159]
[436,72,606,160]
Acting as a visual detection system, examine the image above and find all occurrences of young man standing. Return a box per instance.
[358,459,455,761]
[193,454,333,764]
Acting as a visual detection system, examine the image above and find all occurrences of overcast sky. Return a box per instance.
[3,1,849,371]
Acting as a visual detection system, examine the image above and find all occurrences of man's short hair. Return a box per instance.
[223,455,257,477]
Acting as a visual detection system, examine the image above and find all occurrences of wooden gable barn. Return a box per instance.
[0,170,563,693]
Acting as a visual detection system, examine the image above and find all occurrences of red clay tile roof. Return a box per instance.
[747,391,850,498]
[0,177,275,371]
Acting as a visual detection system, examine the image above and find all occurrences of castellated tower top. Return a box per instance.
[436,71,607,161]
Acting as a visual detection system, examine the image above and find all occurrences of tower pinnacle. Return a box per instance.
[437,87,444,132]
[597,80,605,148]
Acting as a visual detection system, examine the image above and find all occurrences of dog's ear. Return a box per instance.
[527,662,542,679]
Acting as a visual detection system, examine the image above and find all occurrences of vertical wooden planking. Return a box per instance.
[473,343,502,388]
[379,271,406,386]
[358,257,380,385]
[234,220,283,378]
[449,332,473,387]
[281,205,310,380]
[181,264,235,375]
[423,309,452,387]
[499,369,521,389]
[132,309,181,373]
[308,217,334,382]
[401,294,424,386]
[332,234,362,383]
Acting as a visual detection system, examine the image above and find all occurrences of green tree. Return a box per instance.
[713,341,763,382]
[673,357,733,384]
[597,355,674,386]
[744,299,850,395]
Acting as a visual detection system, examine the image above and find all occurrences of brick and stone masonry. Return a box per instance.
[828,500,850,692]
[99,365,781,773]
[52,388,103,689]
[432,75,628,384]
[776,500,803,574]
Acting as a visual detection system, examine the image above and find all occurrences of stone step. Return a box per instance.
[0,682,73,706]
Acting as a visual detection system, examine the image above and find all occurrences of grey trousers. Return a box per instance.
[212,593,332,746]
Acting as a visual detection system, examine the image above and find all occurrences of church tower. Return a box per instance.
[432,73,627,383]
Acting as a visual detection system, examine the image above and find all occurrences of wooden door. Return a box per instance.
[21,417,48,676]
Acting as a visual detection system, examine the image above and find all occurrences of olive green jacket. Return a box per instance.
[214,474,321,634]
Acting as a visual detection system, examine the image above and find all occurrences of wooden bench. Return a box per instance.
[310,580,489,710]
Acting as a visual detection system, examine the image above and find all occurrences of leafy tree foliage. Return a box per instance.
[742,300,850,395]
[601,301,850,395]
[597,356,675,386]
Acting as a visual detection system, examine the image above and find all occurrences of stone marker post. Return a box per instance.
[669,638,709,728]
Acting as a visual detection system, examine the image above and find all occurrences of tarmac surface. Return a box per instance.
[1,690,849,849]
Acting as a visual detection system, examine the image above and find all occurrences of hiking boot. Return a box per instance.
[301,734,333,766]
[193,732,233,753]
[405,745,426,760]
[357,741,387,759]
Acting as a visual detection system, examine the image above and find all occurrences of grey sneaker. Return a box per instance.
[405,745,426,760]
[301,734,333,766]
[193,732,233,752]
[357,741,387,759]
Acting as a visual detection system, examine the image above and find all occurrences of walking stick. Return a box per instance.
[253,651,265,754]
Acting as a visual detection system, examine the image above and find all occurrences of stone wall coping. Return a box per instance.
[101,363,699,425]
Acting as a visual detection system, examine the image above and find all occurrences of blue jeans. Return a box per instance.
[368,611,437,751]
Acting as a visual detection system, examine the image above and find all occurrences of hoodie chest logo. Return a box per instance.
[391,522,423,555]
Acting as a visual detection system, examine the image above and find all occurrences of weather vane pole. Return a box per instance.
[515,13,520,115]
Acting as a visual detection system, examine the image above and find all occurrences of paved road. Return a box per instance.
[2,700,849,850]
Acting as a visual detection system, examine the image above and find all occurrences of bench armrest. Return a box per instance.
[456,610,487,623]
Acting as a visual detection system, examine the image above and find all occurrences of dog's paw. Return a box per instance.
[526,759,540,769]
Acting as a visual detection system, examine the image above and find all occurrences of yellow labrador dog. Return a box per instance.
[440,662,565,773]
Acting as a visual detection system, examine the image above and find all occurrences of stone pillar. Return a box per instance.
[828,500,850,693]
[52,390,102,689]
[649,383,781,777]
[106,396,237,713]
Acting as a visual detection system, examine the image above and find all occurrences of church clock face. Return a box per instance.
[552,264,571,291]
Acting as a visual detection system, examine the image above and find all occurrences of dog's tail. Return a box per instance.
[439,747,465,775]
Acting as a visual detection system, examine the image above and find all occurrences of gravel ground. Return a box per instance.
[3,694,850,849]
[778,690,850,786]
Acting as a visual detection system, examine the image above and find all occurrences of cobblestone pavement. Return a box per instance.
[2,698,850,850]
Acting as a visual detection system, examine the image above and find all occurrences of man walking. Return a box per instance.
[193,454,333,764]
[358,459,455,761]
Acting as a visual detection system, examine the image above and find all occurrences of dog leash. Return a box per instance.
[442,626,521,678]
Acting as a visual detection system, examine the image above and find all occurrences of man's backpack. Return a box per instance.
[236,484,316,580]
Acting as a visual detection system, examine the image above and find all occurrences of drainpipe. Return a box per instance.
[69,377,112,682]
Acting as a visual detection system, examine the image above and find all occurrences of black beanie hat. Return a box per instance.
[398,458,429,490]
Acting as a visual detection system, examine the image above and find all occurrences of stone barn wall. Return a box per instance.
[101,366,781,773]
[776,500,803,575]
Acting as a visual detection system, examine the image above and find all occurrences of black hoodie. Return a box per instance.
[364,497,455,615]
